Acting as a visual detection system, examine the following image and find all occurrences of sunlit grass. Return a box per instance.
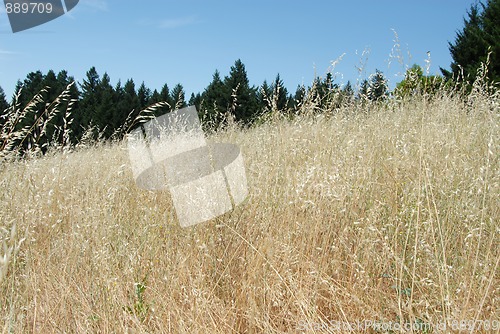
[0,87,498,332]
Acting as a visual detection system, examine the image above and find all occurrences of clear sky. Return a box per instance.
[1,0,477,100]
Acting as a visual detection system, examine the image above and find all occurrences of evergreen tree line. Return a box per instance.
[0,67,188,145]
[0,60,391,150]
[0,0,498,155]
[441,0,499,84]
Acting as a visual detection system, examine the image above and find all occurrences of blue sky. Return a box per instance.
[1,0,477,100]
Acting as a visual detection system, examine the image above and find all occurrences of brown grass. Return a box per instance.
[0,89,498,333]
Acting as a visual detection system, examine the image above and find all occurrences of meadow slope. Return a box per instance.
[0,92,498,333]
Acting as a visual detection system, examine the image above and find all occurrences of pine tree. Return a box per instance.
[482,0,500,82]
[310,73,340,109]
[292,85,307,110]
[43,70,79,145]
[12,70,65,149]
[41,71,59,142]
[159,84,172,106]
[80,67,100,102]
[340,81,354,105]
[13,80,23,101]
[150,84,173,116]
[170,84,186,110]
[150,89,161,104]
[114,79,140,135]
[368,70,388,101]
[257,80,272,112]
[4,69,76,147]
[443,0,500,83]
[42,70,58,98]
[271,74,289,111]
[223,59,258,123]
[17,71,45,109]
[358,79,369,101]
[0,86,9,113]
[344,81,354,97]
[309,76,323,106]
[78,66,102,136]
[113,80,125,130]
[200,70,226,127]
[96,73,117,138]
[188,92,202,111]
[137,82,151,110]
[323,73,341,108]
[0,86,9,129]
[57,70,79,104]
[24,71,45,93]
[123,79,141,112]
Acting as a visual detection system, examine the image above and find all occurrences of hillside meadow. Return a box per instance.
[0,88,498,332]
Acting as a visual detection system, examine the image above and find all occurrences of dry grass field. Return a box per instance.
[0,88,498,332]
